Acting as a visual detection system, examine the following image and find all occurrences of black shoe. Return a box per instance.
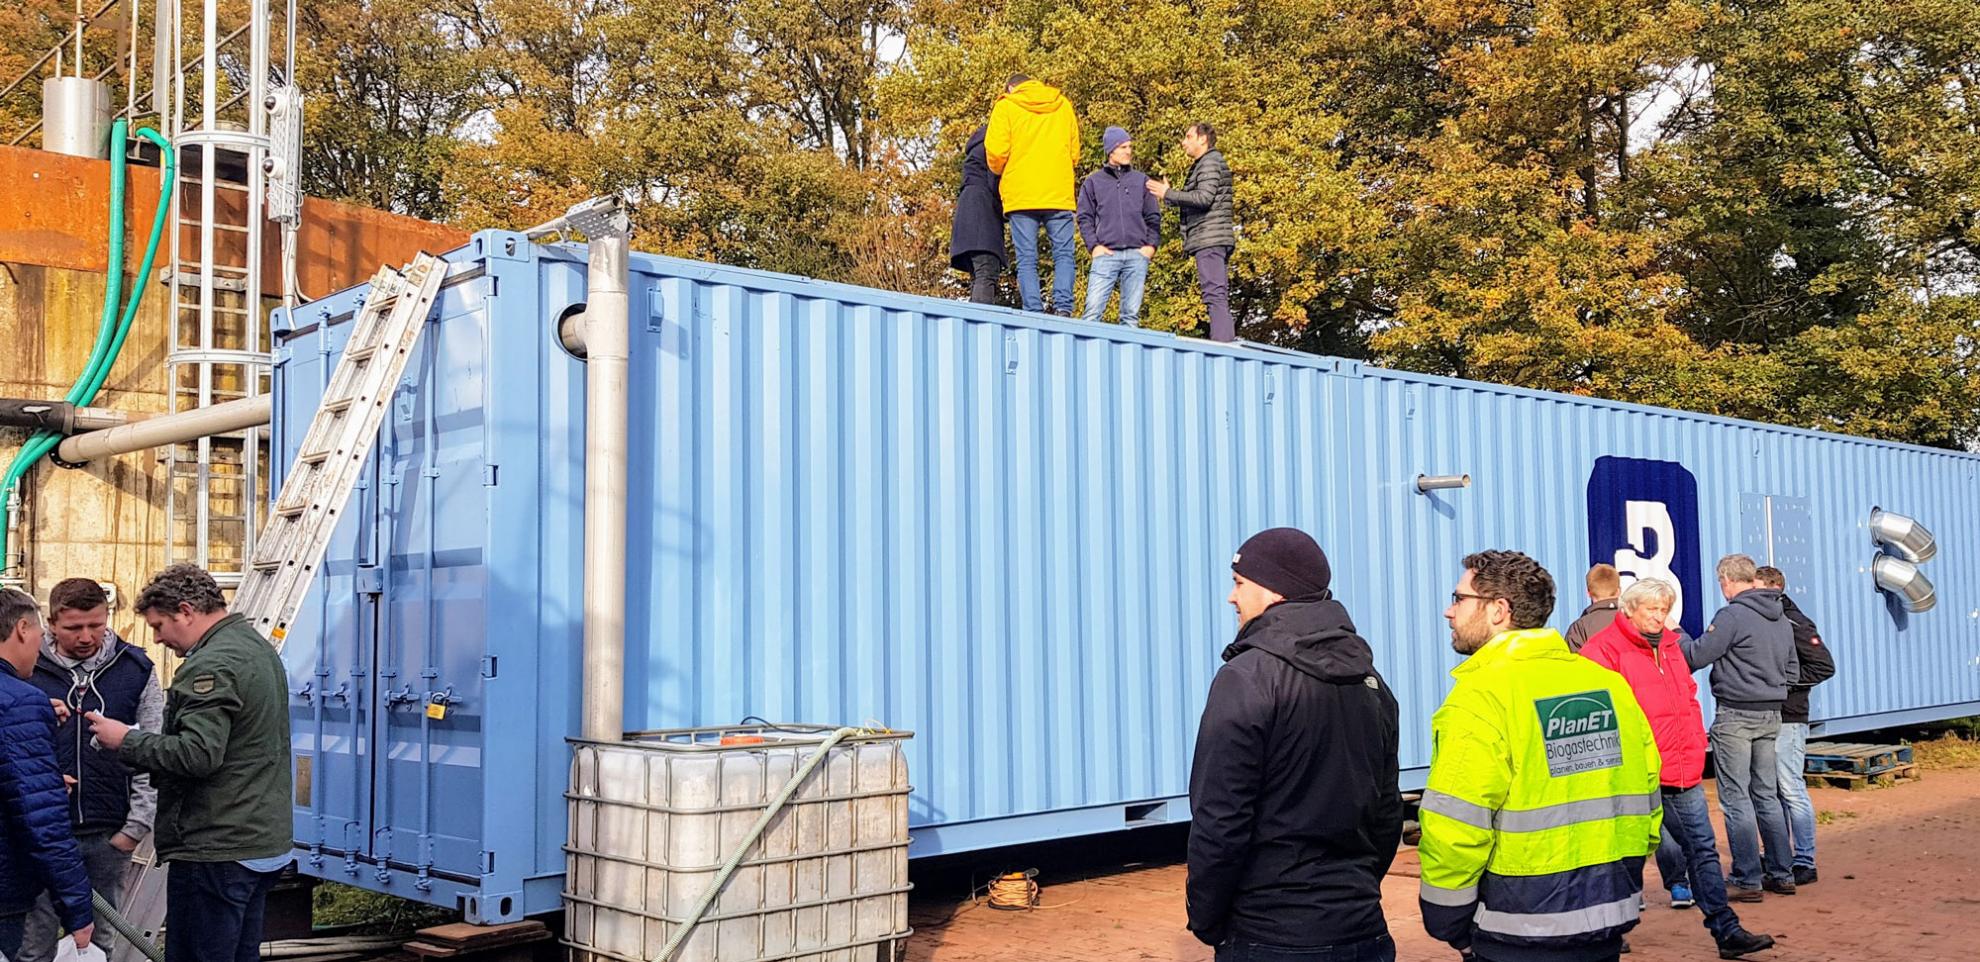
[1620,938,1631,954]
[1728,886,1765,902]
[1762,877,1797,896]
[1717,929,1776,959]
[1792,866,1818,886]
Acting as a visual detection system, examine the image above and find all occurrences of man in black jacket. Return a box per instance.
[1149,122,1237,341]
[1187,527,1402,961]
[1755,567,1835,886]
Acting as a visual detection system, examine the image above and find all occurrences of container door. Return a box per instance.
[282,315,386,867]
[368,291,492,885]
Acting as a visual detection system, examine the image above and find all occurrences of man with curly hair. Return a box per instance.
[87,564,291,962]
[1417,551,1664,962]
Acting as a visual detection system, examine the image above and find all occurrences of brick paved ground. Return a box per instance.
[908,767,1978,962]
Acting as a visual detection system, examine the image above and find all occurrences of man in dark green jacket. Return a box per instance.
[87,563,291,962]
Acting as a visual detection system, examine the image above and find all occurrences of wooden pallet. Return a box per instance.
[1805,761,1920,791]
[1802,741,1914,776]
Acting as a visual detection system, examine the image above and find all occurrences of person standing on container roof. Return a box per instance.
[1418,550,1661,962]
[1186,527,1402,962]
[1579,579,1777,959]
[0,586,97,960]
[87,564,293,962]
[1682,554,1798,902]
[1565,564,1622,653]
[18,578,164,962]
[1754,566,1833,887]
[984,74,1081,316]
[950,124,1007,305]
[1148,122,1236,341]
[1076,126,1161,328]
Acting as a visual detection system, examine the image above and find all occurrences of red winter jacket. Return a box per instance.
[1579,612,1709,788]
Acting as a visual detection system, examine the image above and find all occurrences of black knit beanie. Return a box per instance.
[1231,527,1333,602]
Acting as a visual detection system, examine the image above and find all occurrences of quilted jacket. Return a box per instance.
[0,659,95,930]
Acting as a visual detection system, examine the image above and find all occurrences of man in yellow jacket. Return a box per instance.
[1419,550,1663,962]
[985,75,1080,316]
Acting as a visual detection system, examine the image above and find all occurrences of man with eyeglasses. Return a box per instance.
[1417,550,1663,962]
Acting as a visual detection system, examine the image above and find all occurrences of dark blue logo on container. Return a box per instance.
[1587,457,1704,639]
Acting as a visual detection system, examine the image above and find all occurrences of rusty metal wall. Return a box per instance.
[0,142,467,667]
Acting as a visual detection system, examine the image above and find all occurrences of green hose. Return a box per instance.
[0,121,176,573]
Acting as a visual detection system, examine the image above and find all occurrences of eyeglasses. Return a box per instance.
[1451,591,1498,606]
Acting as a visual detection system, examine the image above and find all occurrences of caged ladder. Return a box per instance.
[237,250,447,651]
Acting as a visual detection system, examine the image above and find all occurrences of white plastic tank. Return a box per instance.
[566,725,912,962]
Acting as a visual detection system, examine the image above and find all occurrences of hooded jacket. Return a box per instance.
[1779,595,1835,724]
[1186,598,1401,948]
[984,80,1080,214]
[1683,588,1798,710]
[949,126,1006,271]
[28,630,165,839]
[1580,613,1710,788]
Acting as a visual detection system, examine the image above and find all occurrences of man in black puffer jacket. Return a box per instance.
[1149,122,1237,341]
[1187,528,1402,962]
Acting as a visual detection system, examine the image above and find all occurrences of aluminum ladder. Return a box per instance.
[236,251,446,651]
[109,253,445,962]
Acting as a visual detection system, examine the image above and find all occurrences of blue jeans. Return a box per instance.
[1710,707,1794,888]
[1216,934,1395,962]
[1654,822,1687,889]
[1776,721,1817,869]
[1661,784,1742,941]
[164,861,280,962]
[1008,210,1076,314]
[1081,250,1151,326]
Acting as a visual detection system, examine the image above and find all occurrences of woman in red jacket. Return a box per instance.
[1581,580,1776,959]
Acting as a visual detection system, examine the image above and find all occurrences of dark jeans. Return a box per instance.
[20,831,133,962]
[1216,934,1395,962]
[1662,784,1742,941]
[1,912,26,960]
[164,861,280,962]
[1193,245,1235,341]
[968,252,1001,304]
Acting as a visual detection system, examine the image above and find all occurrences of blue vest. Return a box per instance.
[28,637,154,836]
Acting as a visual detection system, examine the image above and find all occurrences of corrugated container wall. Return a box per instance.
[272,234,1980,921]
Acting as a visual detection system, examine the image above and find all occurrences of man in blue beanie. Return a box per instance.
[1075,126,1161,327]
[1186,527,1403,961]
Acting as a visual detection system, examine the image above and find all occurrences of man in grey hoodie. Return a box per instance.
[1682,554,1798,901]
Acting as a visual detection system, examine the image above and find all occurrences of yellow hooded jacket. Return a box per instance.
[985,80,1080,214]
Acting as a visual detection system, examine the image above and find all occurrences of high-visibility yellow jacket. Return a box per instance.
[984,80,1080,214]
[1417,628,1663,960]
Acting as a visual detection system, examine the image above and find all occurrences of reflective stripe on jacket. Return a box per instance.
[1417,628,1663,960]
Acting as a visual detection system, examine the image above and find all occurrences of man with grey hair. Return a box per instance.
[1683,554,1798,902]
[1583,579,1774,958]
[87,564,292,962]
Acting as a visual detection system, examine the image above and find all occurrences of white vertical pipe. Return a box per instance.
[581,234,630,742]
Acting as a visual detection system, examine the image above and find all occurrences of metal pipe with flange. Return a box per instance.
[55,395,270,463]
[0,400,129,433]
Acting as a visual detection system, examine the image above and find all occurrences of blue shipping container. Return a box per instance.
[273,234,1980,922]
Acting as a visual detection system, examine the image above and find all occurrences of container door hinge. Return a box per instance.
[482,464,499,487]
[356,566,384,596]
[480,656,498,678]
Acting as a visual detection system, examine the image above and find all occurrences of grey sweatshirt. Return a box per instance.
[1682,588,1799,709]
